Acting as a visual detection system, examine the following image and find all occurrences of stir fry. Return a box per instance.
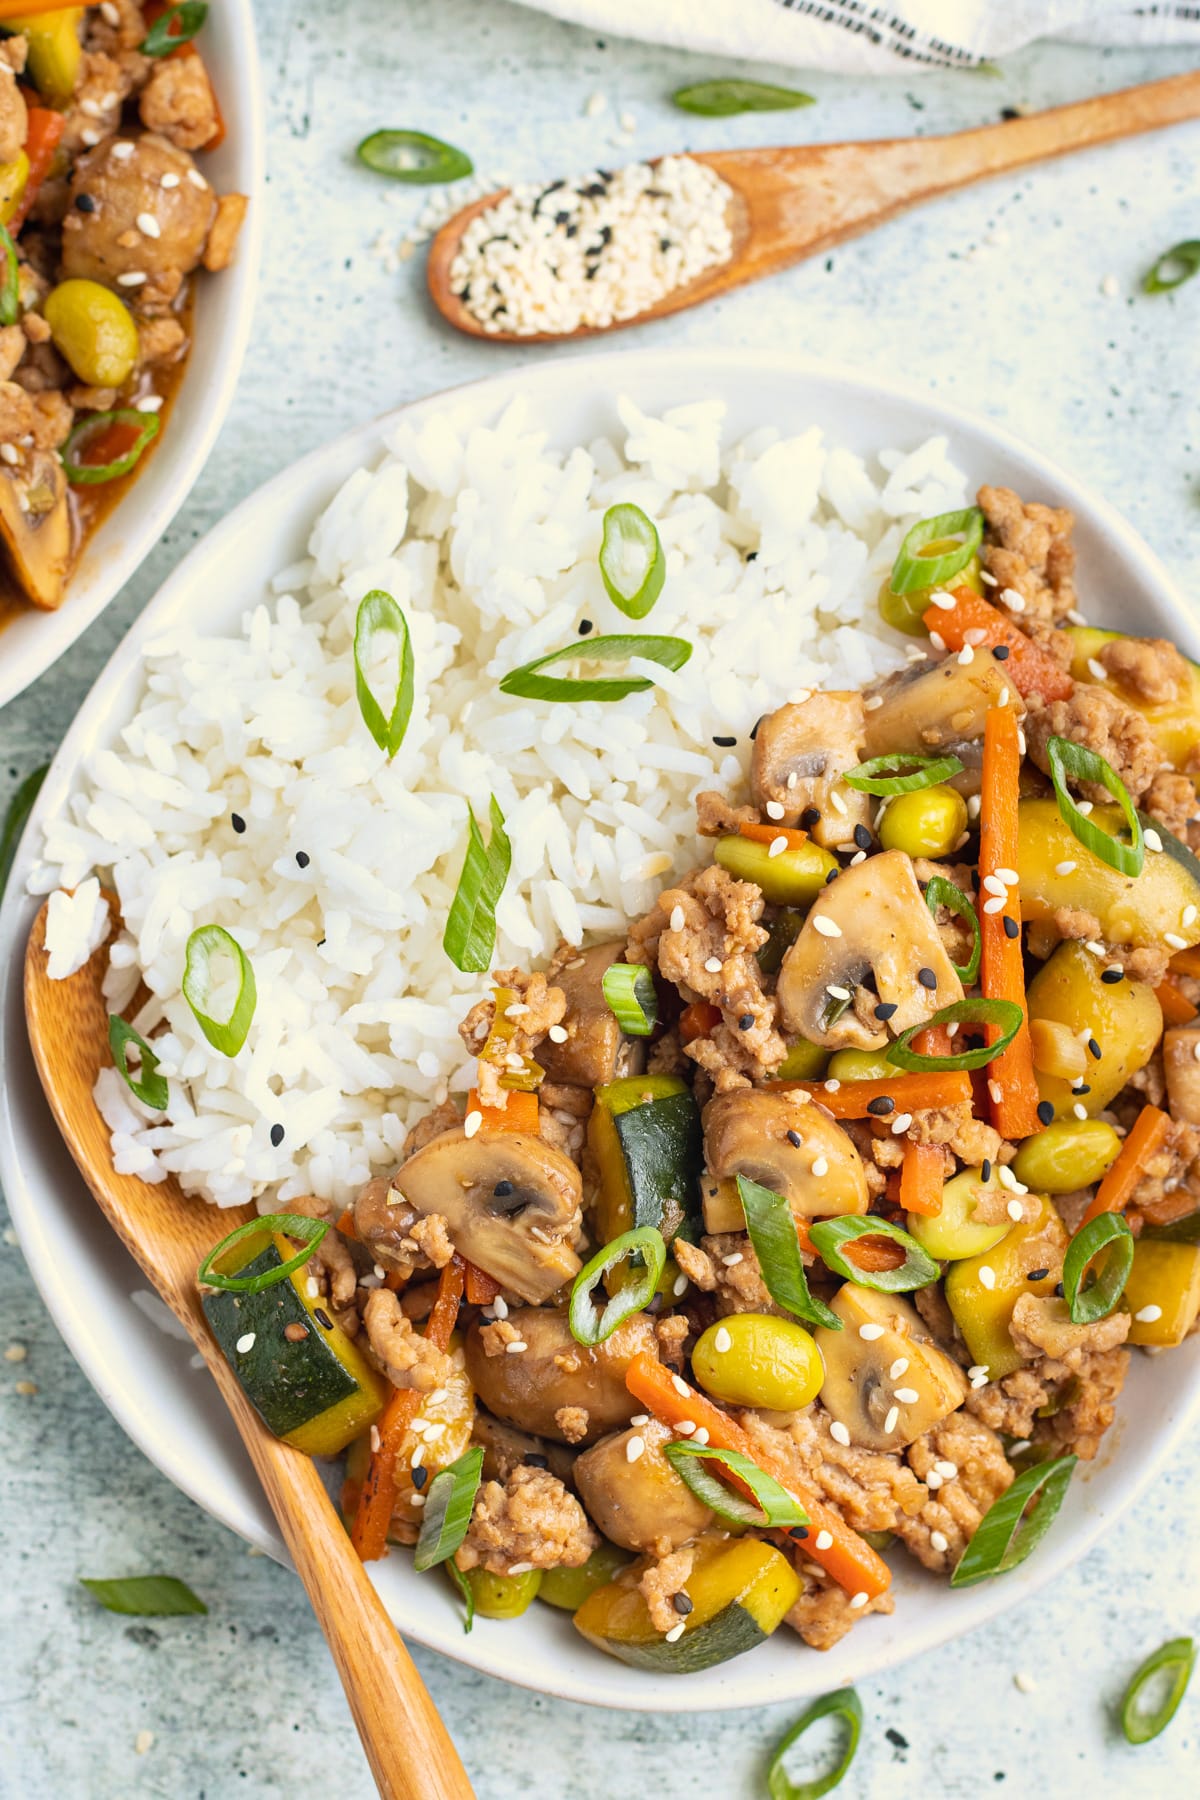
[198,484,1200,1670]
[0,2,245,615]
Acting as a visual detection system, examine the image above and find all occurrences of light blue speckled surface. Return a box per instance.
[2,3,1199,1794]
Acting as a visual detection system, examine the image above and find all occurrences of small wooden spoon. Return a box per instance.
[24,897,475,1800]
[428,70,1200,343]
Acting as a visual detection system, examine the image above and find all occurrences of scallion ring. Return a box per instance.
[196,1213,331,1294]
[843,752,965,796]
[413,1447,484,1572]
[672,78,816,117]
[0,220,17,328]
[357,129,473,184]
[886,997,1024,1073]
[0,763,47,902]
[498,632,692,703]
[923,875,981,985]
[80,1575,207,1616]
[140,0,208,56]
[443,795,510,973]
[182,924,256,1055]
[1046,735,1144,878]
[601,962,658,1036]
[1143,240,1200,295]
[1062,1211,1134,1326]
[63,409,160,486]
[598,503,666,620]
[1120,1636,1196,1744]
[354,589,415,759]
[663,1442,808,1530]
[766,1687,863,1800]
[949,1454,1077,1586]
[568,1226,666,1346]
[108,1015,168,1112]
[736,1174,842,1330]
[890,506,983,595]
[807,1214,941,1293]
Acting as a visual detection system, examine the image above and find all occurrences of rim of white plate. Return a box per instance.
[2,348,1198,1712]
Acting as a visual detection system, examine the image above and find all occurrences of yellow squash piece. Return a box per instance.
[1017,799,1200,957]
[7,9,84,106]
[1123,1239,1200,1348]
[1026,941,1162,1120]
[0,150,29,225]
[944,1195,1069,1380]
[1066,626,1200,772]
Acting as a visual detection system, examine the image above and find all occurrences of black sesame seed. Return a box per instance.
[672,1591,694,1615]
[75,192,96,212]
[800,806,821,829]
[1101,967,1123,985]
[1054,1282,1065,1299]
[494,1180,514,1198]
[745,550,759,562]
[854,824,873,851]
[789,1524,809,1540]
[738,1013,755,1031]
[412,1464,428,1490]
[991,644,1010,661]
[887,1729,910,1750]
[712,734,737,748]
[825,867,838,885]
[1088,1037,1102,1060]
[1026,1268,1049,1283]
[314,1307,333,1330]
[786,1129,802,1148]
[524,1453,549,1469]
[1000,105,1022,120]
[917,967,938,990]
[270,1123,285,1148]
[1073,1083,1091,1096]
[578,618,593,635]
[867,1095,896,1116]
[296,851,310,868]
[231,812,246,833]
[1037,1100,1055,1126]
[981,1159,992,1183]
[874,1001,898,1021]
[750,716,765,741]
[659,236,673,254]
[1003,915,1020,940]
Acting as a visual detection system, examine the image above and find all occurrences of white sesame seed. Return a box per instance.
[849,1591,869,1609]
[768,835,789,858]
[626,1434,646,1462]
[929,630,946,652]
[117,271,147,287]
[669,905,685,932]
[0,442,17,465]
[1087,658,1107,681]
[1001,588,1026,612]
[971,1373,989,1390]
[812,915,842,938]
[1076,799,1094,816]
[692,1427,710,1445]
[968,1365,988,1380]
[161,171,181,189]
[136,211,161,239]
[765,800,785,820]
[930,1530,949,1554]
[138,394,164,413]
[111,140,135,159]
[827,985,851,1001]
[998,686,1010,706]
[829,1421,852,1447]
[980,568,998,585]
[978,1266,996,1291]
[894,1387,920,1404]
[963,628,987,646]
[410,1494,426,1509]
[850,850,867,865]
[884,1405,900,1434]
[790,689,813,705]
[673,1274,688,1297]
[823,1079,841,1092]
[1166,932,1188,950]
[306,1277,319,1298]
[464,1110,483,1138]
[187,167,209,189]
[672,1374,690,1397]
[859,1323,885,1341]
[957,645,975,666]
[665,1620,686,1642]
[1014,1671,1037,1694]
[585,90,608,117]
[967,793,982,818]
[1135,1304,1163,1324]
[891,1112,913,1134]
[930,590,957,611]
[1007,1198,1024,1222]
[235,1332,256,1354]
[995,867,1019,886]
[926,1470,943,1490]
[830,790,849,817]
[889,1358,909,1379]
[492,1294,509,1319]
[1145,829,1164,853]
[935,1461,958,1480]
[629,1414,649,1427]
[505,1340,528,1354]
[983,896,1007,914]
[1055,861,1077,877]
[80,128,101,147]
[811,1155,829,1177]
[983,874,1008,897]
[988,1080,1003,1105]
[507,1562,534,1575]
[865,694,884,711]
[1073,1102,1089,1121]
[713,1326,732,1354]
[704,956,723,973]
[1193,1040,1200,1064]
[547,1023,569,1043]
[675,1420,696,1434]
[722,1252,743,1267]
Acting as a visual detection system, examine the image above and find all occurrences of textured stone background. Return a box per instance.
[2,2,1199,1794]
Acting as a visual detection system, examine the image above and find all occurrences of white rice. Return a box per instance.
[32,395,969,1209]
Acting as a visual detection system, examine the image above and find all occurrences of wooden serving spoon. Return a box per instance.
[23,897,475,1800]
[428,69,1200,343]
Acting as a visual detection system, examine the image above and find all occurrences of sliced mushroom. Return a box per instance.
[776,849,964,1050]
[0,454,71,611]
[1163,1026,1200,1126]
[814,1283,969,1452]
[393,1126,582,1305]
[464,1306,657,1443]
[536,942,647,1088]
[574,1420,713,1555]
[863,655,1023,758]
[470,1406,577,1486]
[750,693,872,850]
[703,1088,868,1222]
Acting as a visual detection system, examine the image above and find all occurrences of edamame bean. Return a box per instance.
[692,1312,824,1411]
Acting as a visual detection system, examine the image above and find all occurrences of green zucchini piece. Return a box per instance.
[588,1074,703,1246]
[203,1232,386,1455]
[1017,798,1200,954]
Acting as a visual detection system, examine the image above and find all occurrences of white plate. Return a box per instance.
[0,0,264,710]
[2,349,1198,1713]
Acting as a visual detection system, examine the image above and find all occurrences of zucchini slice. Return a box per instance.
[203,1231,386,1456]
[1017,798,1200,954]
[1065,627,1200,771]
[588,1074,703,1246]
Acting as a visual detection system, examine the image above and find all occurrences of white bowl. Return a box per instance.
[0,1,264,710]
[2,349,1197,1712]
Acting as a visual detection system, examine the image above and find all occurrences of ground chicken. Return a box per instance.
[1097,635,1191,707]
[1121,1115,1200,1226]
[965,1366,1049,1439]
[0,325,24,383]
[638,1546,695,1634]
[138,314,187,366]
[1035,1346,1130,1461]
[978,483,1078,626]
[0,380,34,441]
[455,1466,597,1576]
[0,43,27,165]
[1025,682,1160,805]
[283,1193,357,1308]
[139,52,219,150]
[361,1289,454,1394]
[694,788,760,837]
[58,51,131,160]
[1044,913,1170,987]
[895,1413,1014,1574]
[785,1570,894,1650]
[30,391,73,452]
[554,1405,590,1444]
[408,1213,454,1269]
[458,967,567,1108]
[477,1317,522,1357]
[675,1233,788,1318]
[203,192,248,271]
[913,1281,969,1363]
[909,1103,1005,1169]
[654,1311,691,1369]
[1144,770,1199,841]
[737,1407,926,1537]
[647,1026,688,1076]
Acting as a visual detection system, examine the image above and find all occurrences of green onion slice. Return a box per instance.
[890,506,984,595]
[1120,1636,1196,1744]
[197,1213,330,1293]
[568,1226,666,1346]
[414,1447,484,1573]
[443,795,510,974]
[1046,735,1144,878]
[601,962,658,1036]
[1062,1211,1134,1326]
[357,129,473,184]
[108,1015,168,1112]
[354,589,415,759]
[63,409,160,486]
[79,1575,207,1616]
[182,924,256,1055]
[498,633,692,703]
[886,997,1024,1073]
[672,78,816,117]
[950,1454,1077,1587]
[736,1174,841,1330]
[140,1,208,56]
[1143,241,1200,295]
[843,752,965,796]
[663,1442,808,1530]
[0,220,17,327]
[0,763,47,901]
[446,1560,476,1634]
[598,503,666,619]
[767,1687,863,1800]
[808,1214,941,1293]
[924,875,981,985]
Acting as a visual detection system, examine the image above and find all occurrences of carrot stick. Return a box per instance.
[463,1260,501,1306]
[10,107,64,234]
[351,1256,465,1561]
[679,1000,721,1044]
[979,706,1041,1140]
[899,1140,944,1218]
[1170,946,1200,979]
[738,821,808,851]
[465,1086,539,1136]
[774,1070,972,1117]
[625,1354,891,1600]
[1155,976,1198,1026]
[924,588,1074,702]
[335,1207,357,1240]
[1081,1105,1170,1227]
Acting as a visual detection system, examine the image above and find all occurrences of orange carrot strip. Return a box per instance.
[738,821,807,851]
[0,1,72,19]
[979,706,1041,1140]
[335,1207,357,1240]
[900,1140,944,1218]
[351,1257,465,1562]
[924,588,1074,702]
[679,1000,721,1044]
[1081,1105,1171,1227]
[776,1070,972,1117]
[463,1260,501,1306]
[465,1086,539,1136]
[625,1354,890,1600]
[1156,976,1199,1026]
[10,107,64,234]
[1170,947,1200,979]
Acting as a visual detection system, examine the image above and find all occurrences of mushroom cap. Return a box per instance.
[863,655,1023,759]
[464,1307,658,1444]
[814,1283,969,1452]
[574,1419,714,1555]
[750,692,871,849]
[0,454,70,610]
[703,1087,868,1220]
[536,941,646,1089]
